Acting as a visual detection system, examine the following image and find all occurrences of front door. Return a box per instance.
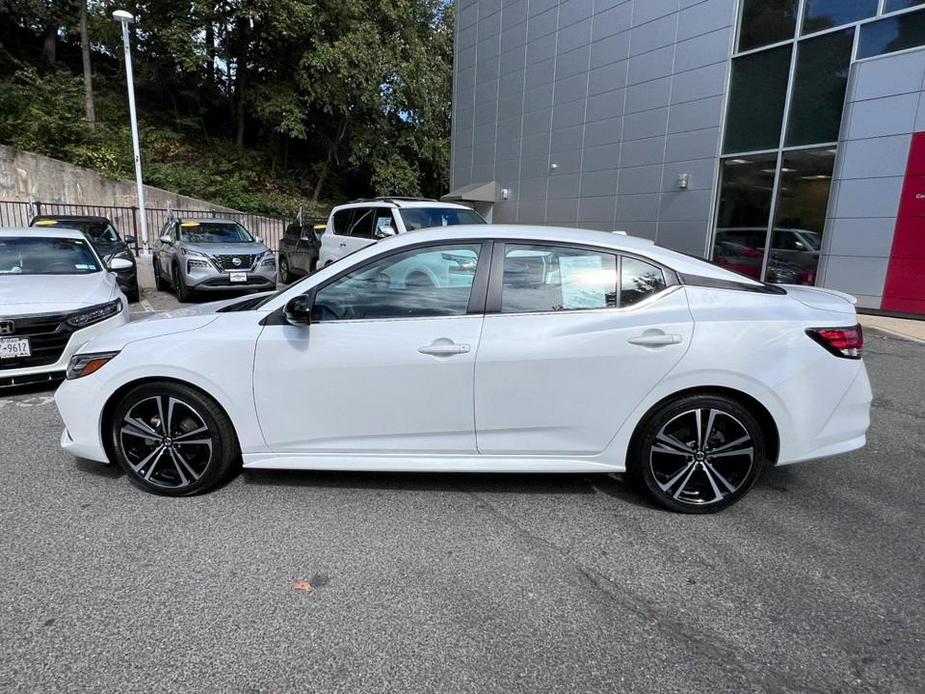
[474,243,694,455]
[254,241,489,454]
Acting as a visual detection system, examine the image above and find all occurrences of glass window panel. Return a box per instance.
[767,148,836,286]
[500,245,617,313]
[884,0,925,11]
[312,244,481,321]
[712,154,778,280]
[738,0,798,52]
[723,46,792,154]
[621,258,667,306]
[802,0,878,34]
[786,29,853,147]
[858,9,925,59]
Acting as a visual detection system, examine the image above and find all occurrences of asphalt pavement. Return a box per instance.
[0,280,923,693]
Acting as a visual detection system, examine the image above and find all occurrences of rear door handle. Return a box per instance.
[628,333,682,347]
[418,340,471,357]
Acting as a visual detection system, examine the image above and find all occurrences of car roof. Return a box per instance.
[0,227,87,239]
[32,215,110,223]
[332,200,475,211]
[175,217,241,224]
[374,224,764,285]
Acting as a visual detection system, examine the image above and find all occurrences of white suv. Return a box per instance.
[318,197,485,267]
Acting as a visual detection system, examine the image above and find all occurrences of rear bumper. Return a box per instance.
[776,364,872,465]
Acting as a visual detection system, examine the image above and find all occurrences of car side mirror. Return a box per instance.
[159,234,173,244]
[124,235,136,245]
[374,226,396,240]
[255,236,264,244]
[109,257,133,271]
[284,294,312,326]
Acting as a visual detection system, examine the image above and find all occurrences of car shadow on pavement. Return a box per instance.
[240,469,656,508]
[73,457,124,480]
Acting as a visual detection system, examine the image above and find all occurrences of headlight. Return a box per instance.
[188,258,211,271]
[66,299,123,328]
[180,247,208,258]
[259,251,276,268]
[66,351,120,380]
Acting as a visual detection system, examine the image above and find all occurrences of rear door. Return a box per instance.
[473,242,693,455]
[319,208,355,266]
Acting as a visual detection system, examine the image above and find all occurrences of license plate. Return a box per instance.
[0,337,30,359]
[229,272,248,283]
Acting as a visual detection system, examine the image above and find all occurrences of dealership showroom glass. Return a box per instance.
[450,0,925,316]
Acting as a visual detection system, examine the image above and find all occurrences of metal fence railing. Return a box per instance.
[0,199,304,253]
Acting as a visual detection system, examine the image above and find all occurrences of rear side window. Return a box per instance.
[500,245,618,313]
[349,208,375,239]
[621,257,667,306]
[332,209,354,235]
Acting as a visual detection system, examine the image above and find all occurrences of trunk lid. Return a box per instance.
[785,285,857,315]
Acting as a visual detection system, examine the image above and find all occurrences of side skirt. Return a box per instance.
[241,453,624,473]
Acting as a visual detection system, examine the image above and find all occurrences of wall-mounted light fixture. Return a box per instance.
[501,188,510,200]
[677,173,690,190]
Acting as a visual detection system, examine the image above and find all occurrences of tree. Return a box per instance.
[79,0,94,126]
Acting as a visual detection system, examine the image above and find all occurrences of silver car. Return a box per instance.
[152,218,277,302]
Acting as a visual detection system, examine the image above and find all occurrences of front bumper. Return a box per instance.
[57,377,110,462]
[183,260,277,292]
[0,309,130,388]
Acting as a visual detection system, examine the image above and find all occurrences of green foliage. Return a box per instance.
[0,0,455,208]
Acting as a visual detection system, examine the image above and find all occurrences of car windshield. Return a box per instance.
[0,237,101,275]
[34,219,120,243]
[399,207,485,231]
[179,222,254,243]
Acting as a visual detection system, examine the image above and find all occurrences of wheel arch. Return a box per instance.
[627,385,780,468]
[100,376,239,464]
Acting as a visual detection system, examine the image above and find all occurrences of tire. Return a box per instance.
[126,282,141,303]
[628,394,768,514]
[308,257,317,275]
[173,264,192,303]
[109,382,240,496]
[279,255,291,284]
[153,259,169,291]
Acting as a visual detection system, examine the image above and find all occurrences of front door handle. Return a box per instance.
[418,339,471,357]
[628,332,683,347]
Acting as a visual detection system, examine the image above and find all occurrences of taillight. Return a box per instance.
[806,324,863,359]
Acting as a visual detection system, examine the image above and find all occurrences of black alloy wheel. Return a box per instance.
[110,382,239,495]
[630,395,768,513]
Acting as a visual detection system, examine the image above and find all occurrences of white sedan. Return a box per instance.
[55,225,871,513]
[0,228,131,388]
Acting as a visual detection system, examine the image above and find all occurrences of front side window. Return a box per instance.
[500,245,618,313]
[178,221,254,243]
[0,237,101,275]
[312,244,482,321]
[399,207,485,231]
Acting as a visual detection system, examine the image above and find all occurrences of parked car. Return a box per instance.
[152,218,276,302]
[0,228,130,387]
[278,220,324,284]
[318,197,485,267]
[714,227,821,286]
[30,215,140,302]
[56,224,871,513]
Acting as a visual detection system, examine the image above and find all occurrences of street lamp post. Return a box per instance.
[113,9,149,253]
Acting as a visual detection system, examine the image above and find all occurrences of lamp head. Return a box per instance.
[112,10,135,23]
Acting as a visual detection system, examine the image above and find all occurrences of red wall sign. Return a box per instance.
[883,132,925,315]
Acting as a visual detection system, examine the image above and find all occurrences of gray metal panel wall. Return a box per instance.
[820,50,925,309]
[450,0,737,255]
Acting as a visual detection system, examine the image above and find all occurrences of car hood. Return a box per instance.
[79,313,221,354]
[0,272,118,316]
[785,285,857,314]
[144,293,273,320]
[183,241,268,256]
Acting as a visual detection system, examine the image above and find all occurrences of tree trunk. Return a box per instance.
[79,1,95,127]
[205,20,215,88]
[311,118,348,202]
[41,23,57,66]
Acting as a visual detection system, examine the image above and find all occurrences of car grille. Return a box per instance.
[212,254,256,271]
[0,312,74,370]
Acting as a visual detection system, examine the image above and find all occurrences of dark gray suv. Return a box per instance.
[152,218,277,302]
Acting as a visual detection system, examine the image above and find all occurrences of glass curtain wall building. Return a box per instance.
[450,0,925,316]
